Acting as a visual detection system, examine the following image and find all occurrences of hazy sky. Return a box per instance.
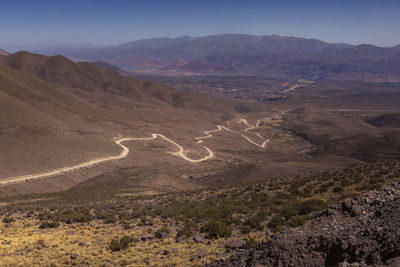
[1,0,400,50]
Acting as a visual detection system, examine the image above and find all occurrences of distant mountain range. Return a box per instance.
[36,34,400,82]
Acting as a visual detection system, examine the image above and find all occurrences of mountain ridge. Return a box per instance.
[34,34,400,82]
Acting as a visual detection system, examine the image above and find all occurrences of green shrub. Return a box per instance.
[109,235,135,251]
[245,237,258,248]
[369,178,384,185]
[200,220,232,239]
[333,186,344,193]
[57,210,91,224]
[279,206,299,220]
[267,215,285,229]
[39,221,60,229]
[317,184,330,193]
[104,213,118,224]
[245,210,269,230]
[176,222,197,239]
[241,226,251,234]
[295,199,326,215]
[288,215,306,227]
[2,216,15,224]
[155,226,170,239]
[341,178,351,187]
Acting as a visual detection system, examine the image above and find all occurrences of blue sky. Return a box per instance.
[1,0,400,50]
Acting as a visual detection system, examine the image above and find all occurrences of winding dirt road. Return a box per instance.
[0,118,268,184]
[0,134,213,185]
[195,118,270,148]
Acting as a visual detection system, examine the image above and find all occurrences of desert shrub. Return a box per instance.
[200,219,232,239]
[109,239,121,252]
[245,210,269,230]
[138,217,154,226]
[39,221,60,229]
[369,178,384,185]
[317,184,330,193]
[295,199,326,215]
[288,215,306,227]
[109,235,135,251]
[341,178,351,187]
[301,185,313,197]
[155,226,170,239]
[267,215,285,229]
[245,237,258,248]
[104,213,118,224]
[57,210,91,224]
[241,226,251,234]
[279,205,299,220]
[2,216,15,224]
[36,239,47,248]
[274,191,289,200]
[176,222,197,239]
[333,186,344,193]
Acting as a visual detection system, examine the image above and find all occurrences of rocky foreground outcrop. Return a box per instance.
[208,182,400,267]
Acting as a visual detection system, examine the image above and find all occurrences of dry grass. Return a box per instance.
[0,218,264,266]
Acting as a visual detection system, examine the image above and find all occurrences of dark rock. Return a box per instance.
[350,207,362,217]
[70,254,79,260]
[157,249,170,255]
[191,250,208,261]
[140,235,154,242]
[374,210,382,217]
[342,198,353,212]
[197,250,208,259]
[326,208,339,216]
[160,233,170,239]
[193,234,206,243]
[207,183,400,267]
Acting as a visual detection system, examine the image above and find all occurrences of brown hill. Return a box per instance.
[0,51,243,191]
[0,60,121,179]
[0,48,9,56]
[1,52,234,118]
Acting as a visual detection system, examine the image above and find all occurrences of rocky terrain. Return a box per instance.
[208,182,400,267]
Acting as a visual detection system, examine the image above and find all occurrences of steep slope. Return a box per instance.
[1,52,234,118]
[0,61,122,179]
[209,182,400,266]
[0,52,242,190]
[0,48,9,56]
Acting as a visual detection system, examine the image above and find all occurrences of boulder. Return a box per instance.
[226,239,246,249]
[193,234,206,243]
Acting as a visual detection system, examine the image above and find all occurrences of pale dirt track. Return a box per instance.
[195,118,270,148]
[0,118,268,184]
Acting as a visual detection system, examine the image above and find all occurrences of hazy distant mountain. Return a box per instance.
[38,34,400,82]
